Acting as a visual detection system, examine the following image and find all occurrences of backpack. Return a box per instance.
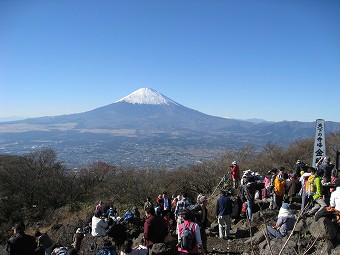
[179,222,196,250]
[306,175,316,194]
[123,211,134,223]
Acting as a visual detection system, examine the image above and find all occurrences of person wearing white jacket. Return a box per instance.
[330,180,340,211]
[91,211,108,237]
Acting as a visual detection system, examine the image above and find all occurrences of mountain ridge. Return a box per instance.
[0,88,339,168]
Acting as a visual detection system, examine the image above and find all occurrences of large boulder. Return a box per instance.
[320,239,334,254]
[260,237,297,255]
[309,217,337,240]
[149,243,174,255]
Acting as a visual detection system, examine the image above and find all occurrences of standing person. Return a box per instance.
[274,169,286,210]
[262,171,271,201]
[216,190,232,239]
[177,209,202,255]
[144,197,154,211]
[6,222,37,255]
[162,191,171,216]
[196,196,209,254]
[230,161,240,189]
[240,176,257,221]
[286,173,301,204]
[268,168,278,210]
[317,156,335,183]
[174,191,191,231]
[330,179,340,211]
[299,170,312,212]
[295,160,306,178]
[330,169,338,193]
[143,207,167,254]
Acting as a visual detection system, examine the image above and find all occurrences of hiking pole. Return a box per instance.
[211,174,226,197]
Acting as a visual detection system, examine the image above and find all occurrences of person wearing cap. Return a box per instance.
[266,203,296,239]
[230,161,240,189]
[6,222,37,255]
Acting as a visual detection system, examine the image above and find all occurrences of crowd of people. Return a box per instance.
[6,156,339,255]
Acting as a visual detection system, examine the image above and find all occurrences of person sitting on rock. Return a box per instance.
[96,240,117,255]
[96,201,105,215]
[91,210,109,237]
[307,169,327,216]
[266,203,296,239]
[34,229,53,255]
[71,228,85,251]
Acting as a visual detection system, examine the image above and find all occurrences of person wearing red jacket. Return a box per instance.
[230,161,240,189]
[143,207,167,253]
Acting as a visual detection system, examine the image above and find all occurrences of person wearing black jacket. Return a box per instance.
[6,222,37,255]
[197,196,209,254]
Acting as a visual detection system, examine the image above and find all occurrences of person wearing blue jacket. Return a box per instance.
[215,190,233,239]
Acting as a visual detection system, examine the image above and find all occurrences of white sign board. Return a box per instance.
[312,119,326,167]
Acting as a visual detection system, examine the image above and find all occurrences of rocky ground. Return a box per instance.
[2,200,340,254]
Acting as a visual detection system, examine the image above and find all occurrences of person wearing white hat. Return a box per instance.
[230,161,240,189]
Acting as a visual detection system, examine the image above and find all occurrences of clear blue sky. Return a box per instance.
[1,0,339,122]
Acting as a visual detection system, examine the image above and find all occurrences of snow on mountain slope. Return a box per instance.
[116,88,179,105]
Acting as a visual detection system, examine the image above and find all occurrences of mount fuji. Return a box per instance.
[1,88,340,168]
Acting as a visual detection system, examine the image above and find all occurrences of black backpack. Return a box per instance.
[179,222,196,250]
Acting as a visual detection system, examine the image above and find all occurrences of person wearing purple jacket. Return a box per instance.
[215,190,233,239]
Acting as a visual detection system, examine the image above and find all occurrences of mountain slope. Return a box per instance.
[0,88,339,168]
[1,88,253,133]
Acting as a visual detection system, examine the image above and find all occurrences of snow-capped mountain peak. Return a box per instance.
[116,88,178,105]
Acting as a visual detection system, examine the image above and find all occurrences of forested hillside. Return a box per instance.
[0,132,339,250]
